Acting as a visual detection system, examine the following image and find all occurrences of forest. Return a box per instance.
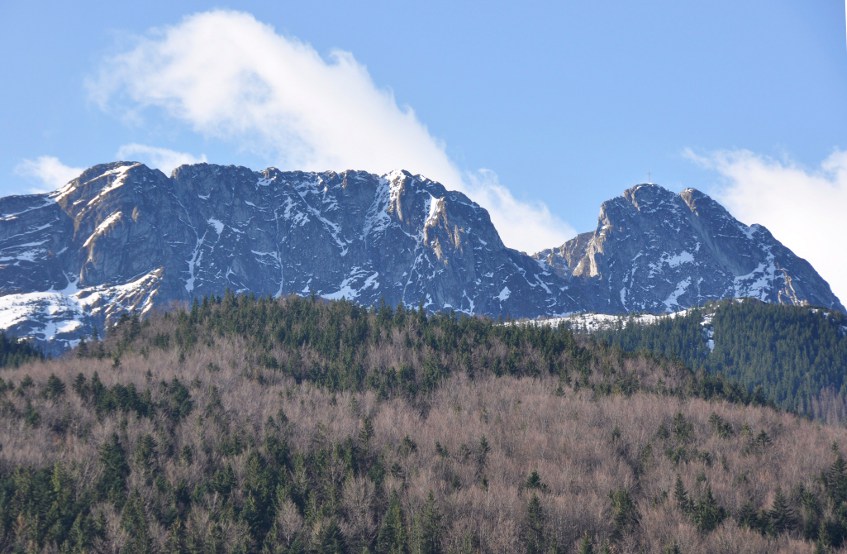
[0,294,846,552]
[593,300,847,422]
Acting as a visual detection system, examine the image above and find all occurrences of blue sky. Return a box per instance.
[2,1,846,301]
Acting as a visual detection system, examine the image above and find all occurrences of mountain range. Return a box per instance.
[0,161,842,352]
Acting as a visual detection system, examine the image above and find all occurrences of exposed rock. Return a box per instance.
[0,166,841,353]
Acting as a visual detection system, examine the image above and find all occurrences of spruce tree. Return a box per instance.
[411,492,443,554]
[520,494,546,554]
[376,491,407,554]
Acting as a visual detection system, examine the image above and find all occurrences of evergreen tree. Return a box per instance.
[769,488,798,536]
[98,433,130,506]
[376,491,407,554]
[411,492,443,554]
[692,485,726,533]
[120,491,151,553]
[520,494,546,554]
[609,488,639,537]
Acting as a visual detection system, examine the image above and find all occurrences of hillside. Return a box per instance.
[2,296,847,552]
[590,301,847,422]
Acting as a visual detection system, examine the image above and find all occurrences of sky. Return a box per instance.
[1,1,846,303]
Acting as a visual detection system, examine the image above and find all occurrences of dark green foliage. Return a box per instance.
[520,494,547,554]
[768,488,798,535]
[99,433,130,505]
[674,476,692,515]
[3,294,846,552]
[595,300,847,417]
[377,491,407,554]
[692,485,726,533]
[525,470,548,492]
[74,371,154,418]
[411,492,444,554]
[0,332,42,368]
[120,491,151,553]
[42,374,65,400]
[609,488,639,537]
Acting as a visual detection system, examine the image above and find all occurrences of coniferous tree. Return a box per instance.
[411,492,443,554]
[769,487,798,536]
[98,433,130,506]
[521,494,546,554]
[377,491,407,554]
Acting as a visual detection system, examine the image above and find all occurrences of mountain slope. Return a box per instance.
[0,164,841,351]
[2,296,845,552]
[535,184,843,313]
[574,300,847,420]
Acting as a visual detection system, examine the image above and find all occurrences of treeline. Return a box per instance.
[96,293,765,408]
[0,332,41,369]
[594,301,847,421]
[1,295,847,551]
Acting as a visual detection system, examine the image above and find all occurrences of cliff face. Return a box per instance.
[534,184,843,314]
[0,165,841,352]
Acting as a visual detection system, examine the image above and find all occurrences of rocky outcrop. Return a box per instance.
[0,166,841,353]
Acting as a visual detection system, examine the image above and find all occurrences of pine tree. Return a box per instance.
[376,491,407,554]
[520,494,546,554]
[609,488,639,537]
[120,491,151,553]
[692,485,725,533]
[826,455,847,506]
[769,488,797,536]
[98,433,129,506]
[673,476,692,515]
[411,492,443,554]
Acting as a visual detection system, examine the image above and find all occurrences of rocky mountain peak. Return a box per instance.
[1,168,842,353]
[536,182,844,314]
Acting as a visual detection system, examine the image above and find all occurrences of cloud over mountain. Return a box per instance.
[689,148,847,305]
[87,10,574,252]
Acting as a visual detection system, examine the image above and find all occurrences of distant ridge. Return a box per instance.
[0,163,841,351]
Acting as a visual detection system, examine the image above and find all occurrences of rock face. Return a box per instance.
[534,184,844,313]
[0,164,842,352]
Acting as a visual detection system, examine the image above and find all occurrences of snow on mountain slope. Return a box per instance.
[534,184,843,314]
[0,166,841,353]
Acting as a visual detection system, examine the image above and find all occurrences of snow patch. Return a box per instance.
[83,163,141,206]
[496,286,511,301]
[207,218,224,235]
[664,277,692,310]
[83,211,123,247]
[425,195,443,227]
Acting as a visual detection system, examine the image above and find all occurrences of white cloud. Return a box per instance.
[14,156,83,192]
[465,169,576,251]
[88,10,573,253]
[116,143,207,175]
[687,148,847,306]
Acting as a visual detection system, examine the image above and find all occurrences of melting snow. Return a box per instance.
[664,277,691,310]
[83,163,141,206]
[185,232,207,292]
[425,195,443,227]
[207,218,224,235]
[83,211,123,247]
[0,198,55,222]
[362,178,392,238]
[496,286,511,301]
[0,269,162,346]
[322,269,379,301]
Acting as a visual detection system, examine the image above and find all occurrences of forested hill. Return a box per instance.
[4,295,847,551]
[592,301,847,421]
[0,332,41,368]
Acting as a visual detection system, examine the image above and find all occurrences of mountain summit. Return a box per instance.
[0,164,841,351]
[535,183,842,313]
